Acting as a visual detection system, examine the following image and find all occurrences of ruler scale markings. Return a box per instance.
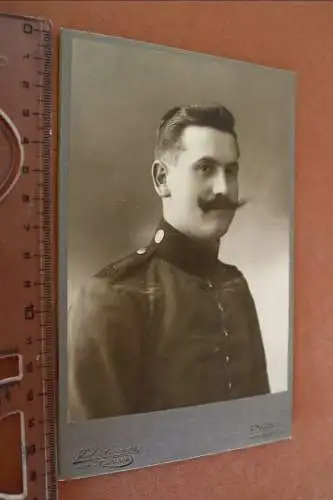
[0,14,57,500]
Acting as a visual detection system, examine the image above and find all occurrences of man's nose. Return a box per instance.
[212,169,228,195]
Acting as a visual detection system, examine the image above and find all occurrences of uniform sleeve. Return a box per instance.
[243,279,270,396]
[67,276,146,420]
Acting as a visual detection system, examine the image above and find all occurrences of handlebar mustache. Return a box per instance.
[198,195,248,212]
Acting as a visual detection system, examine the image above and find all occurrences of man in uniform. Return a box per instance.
[68,104,270,421]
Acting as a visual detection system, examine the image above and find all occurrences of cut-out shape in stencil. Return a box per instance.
[0,108,24,204]
[0,354,23,387]
[0,411,27,500]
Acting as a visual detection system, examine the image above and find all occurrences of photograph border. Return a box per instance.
[57,27,296,480]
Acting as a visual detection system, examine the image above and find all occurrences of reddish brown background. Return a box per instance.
[1,1,333,499]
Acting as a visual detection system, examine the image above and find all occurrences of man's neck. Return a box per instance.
[150,217,222,280]
[163,214,221,254]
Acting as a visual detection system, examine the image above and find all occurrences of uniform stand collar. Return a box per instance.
[151,219,221,279]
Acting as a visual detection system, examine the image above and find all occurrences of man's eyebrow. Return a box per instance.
[194,156,239,167]
[194,156,220,165]
[225,161,239,168]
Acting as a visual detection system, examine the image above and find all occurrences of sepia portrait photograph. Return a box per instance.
[58,28,295,479]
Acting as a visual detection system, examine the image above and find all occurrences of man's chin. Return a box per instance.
[203,212,234,237]
[196,224,230,245]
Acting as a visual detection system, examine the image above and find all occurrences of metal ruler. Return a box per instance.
[0,12,57,500]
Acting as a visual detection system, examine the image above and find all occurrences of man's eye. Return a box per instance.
[225,165,238,176]
[198,164,213,174]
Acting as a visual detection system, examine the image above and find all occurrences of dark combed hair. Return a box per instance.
[154,103,237,159]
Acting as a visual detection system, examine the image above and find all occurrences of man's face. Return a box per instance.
[164,125,240,242]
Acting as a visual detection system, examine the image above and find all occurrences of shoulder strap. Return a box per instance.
[94,243,157,284]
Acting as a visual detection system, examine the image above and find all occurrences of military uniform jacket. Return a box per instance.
[68,219,270,420]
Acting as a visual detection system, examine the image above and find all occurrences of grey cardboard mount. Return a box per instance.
[57,28,295,480]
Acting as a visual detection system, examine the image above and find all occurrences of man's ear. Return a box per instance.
[151,160,171,198]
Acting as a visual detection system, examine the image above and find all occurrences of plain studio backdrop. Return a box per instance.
[63,33,294,395]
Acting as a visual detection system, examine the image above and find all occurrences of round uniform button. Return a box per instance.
[227,382,232,390]
[136,247,147,255]
[224,329,229,337]
[225,355,230,363]
[154,229,165,244]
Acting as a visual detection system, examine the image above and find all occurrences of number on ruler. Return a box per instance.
[28,417,36,428]
[23,23,33,34]
[29,469,37,482]
[27,389,34,402]
[26,361,34,374]
[26,443,37,457]
[24,303,35,320]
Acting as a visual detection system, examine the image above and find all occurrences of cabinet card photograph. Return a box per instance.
[58,28,295,480]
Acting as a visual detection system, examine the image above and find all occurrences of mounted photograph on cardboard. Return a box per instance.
[58,28,295,479]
